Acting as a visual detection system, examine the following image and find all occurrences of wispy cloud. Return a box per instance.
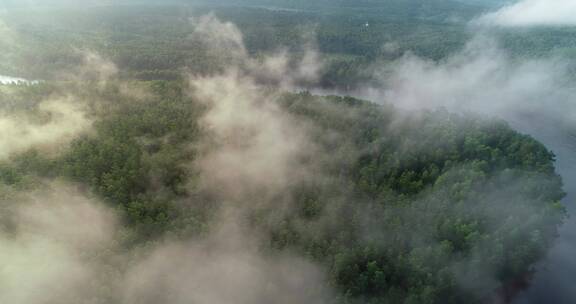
[477,0,576,27]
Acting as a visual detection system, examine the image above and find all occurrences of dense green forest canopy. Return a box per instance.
[1,2,575,87]
[0,80,565,303]
[0,1,572,303]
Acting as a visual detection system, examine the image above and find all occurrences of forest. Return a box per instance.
[0,78,566,303]
[0,1,572,304]
[1,3,576,87]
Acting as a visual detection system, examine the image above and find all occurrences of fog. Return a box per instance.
[0,1,575,303]
[0,183,118,304]
[189,14,322,205]
[0,12,334,304]
[0,182,332,304]
[373,35,576,124]
[0,97,91,161]
[343,5,576,303]
[122,215,331,304]
[477,0,576,26]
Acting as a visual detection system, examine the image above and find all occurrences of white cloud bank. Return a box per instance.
[478,0,576,27]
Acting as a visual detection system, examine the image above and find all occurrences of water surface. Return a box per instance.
[511,115,576,304]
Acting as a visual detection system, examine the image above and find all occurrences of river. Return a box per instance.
[510,114,576,304]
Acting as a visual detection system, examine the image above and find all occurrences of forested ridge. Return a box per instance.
[0,80,565,303]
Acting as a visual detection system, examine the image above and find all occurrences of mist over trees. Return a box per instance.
[2,0,574,87]
[0,1,572,304]
[0,78,566,303]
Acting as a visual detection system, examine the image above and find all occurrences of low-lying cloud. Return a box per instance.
[0,13,333,304]
[190,14,322,88]
[191,70,316,203]
[122,214,331,304]
[0,183,332,304]
[0,97,91,160]
[189,14,322,206]
[359,34,576,132]
[0,184,117,304]
[349,11,576,303]
[2,6,572,303]
[477,0,576,27]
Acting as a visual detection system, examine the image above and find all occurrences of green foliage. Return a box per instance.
[0,4,570,301]
[3,4,576,88]
[0,82,565,303]
[269,93,566,304]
